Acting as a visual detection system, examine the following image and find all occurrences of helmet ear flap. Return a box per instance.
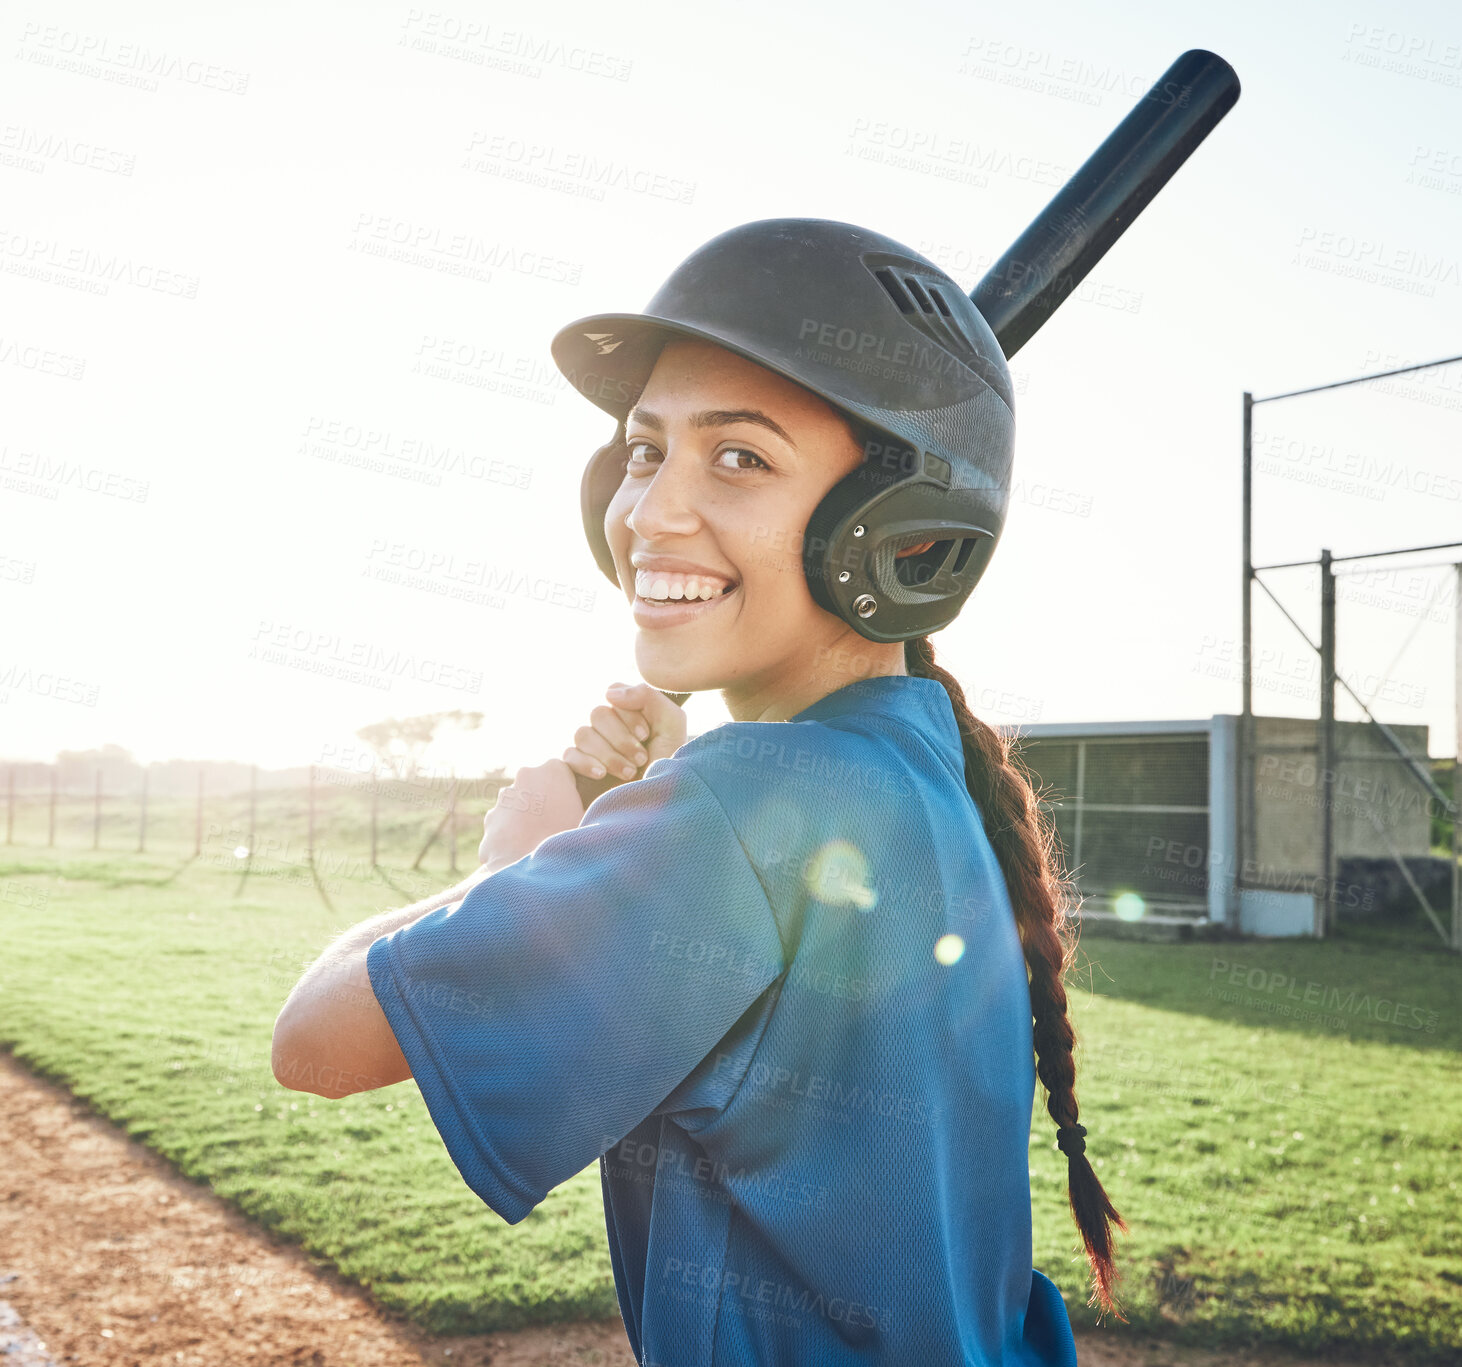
[803,427,999,643]
[581,422,629,586]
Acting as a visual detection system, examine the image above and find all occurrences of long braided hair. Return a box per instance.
[903,633,1129,1322]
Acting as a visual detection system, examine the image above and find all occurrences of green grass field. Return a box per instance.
[1,796,1459,1360]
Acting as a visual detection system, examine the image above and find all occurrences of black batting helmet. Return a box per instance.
[550,217,1015,644]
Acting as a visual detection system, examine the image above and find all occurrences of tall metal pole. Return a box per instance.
[1238,390,1254,932]
[138,764,148,854]
[1319,549,1336,938]
[1245,354,1462,943]
[194,769,203,858]
[1453,562,1461,952]
[93,767,102,850]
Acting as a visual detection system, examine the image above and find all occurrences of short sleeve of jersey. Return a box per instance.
[365,752,788,1224]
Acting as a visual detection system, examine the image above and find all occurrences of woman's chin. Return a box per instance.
[634,642,718,696]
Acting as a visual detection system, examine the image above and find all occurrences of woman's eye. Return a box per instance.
[714,446,769,471]
[622,441,768,475]
[625,440,659,473]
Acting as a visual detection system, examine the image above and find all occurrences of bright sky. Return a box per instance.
[2,0,1459,775]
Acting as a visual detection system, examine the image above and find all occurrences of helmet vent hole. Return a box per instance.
[903,276,939,316]
[870,262,985,371]
[927,285,978,352]
[873,268,915,314]
[893,538,954,589]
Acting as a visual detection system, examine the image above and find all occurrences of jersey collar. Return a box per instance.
[790,674,964,764]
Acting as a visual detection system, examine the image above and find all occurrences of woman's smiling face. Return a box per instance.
[604,337,913,720]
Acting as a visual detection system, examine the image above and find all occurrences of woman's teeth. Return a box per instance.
[634,569,736,601]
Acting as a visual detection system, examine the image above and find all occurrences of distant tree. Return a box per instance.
[55,743,140,789]
[354,711,484,781]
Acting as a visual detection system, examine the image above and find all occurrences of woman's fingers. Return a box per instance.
[587,703,645,760]
[609,703,651,743]
[602,682,652,742]
[561,682,682,788]
[562,744,628,781]
[563,714,646,781]
[606,682,688,761]
[568,731,639,780]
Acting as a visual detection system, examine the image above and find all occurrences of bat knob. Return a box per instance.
[574,767,625,807]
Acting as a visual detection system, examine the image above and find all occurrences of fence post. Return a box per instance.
[249,765,257,857]
[194,769,204,857]
[5,766,12,845]
[138,764,148,853]
[447,771,459,874]
[48,766,56,847]
[370,775,378,867]
[308,764,315,863]
[93,767,102,851]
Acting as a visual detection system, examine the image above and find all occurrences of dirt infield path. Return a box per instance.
[0,1049,1377,1367]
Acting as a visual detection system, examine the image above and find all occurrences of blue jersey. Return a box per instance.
[367,674,1079,1366]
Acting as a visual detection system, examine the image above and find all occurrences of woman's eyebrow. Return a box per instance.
[627,406,797,449]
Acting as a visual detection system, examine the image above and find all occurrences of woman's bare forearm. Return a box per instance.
[302,862,494,987]
[355,862,497,948]
[271,860,502,1096]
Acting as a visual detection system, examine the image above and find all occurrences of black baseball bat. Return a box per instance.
[574,49,1239,810]
[971,48,1240,356]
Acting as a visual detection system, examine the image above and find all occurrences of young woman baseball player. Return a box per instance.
[274,218,1125,1366]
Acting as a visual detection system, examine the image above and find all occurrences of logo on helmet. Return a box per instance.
[584,331,623,355]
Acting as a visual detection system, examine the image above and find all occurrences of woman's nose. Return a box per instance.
[624,455,702,541]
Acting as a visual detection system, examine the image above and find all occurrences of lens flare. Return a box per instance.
[1113,891,1146,921]
[802,840,877,911]
[934,934,965,965]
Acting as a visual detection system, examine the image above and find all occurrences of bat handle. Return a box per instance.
[572,689,691,808]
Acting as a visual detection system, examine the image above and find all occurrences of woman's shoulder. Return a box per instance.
[653,719,925,889]
[670,716,908,800]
